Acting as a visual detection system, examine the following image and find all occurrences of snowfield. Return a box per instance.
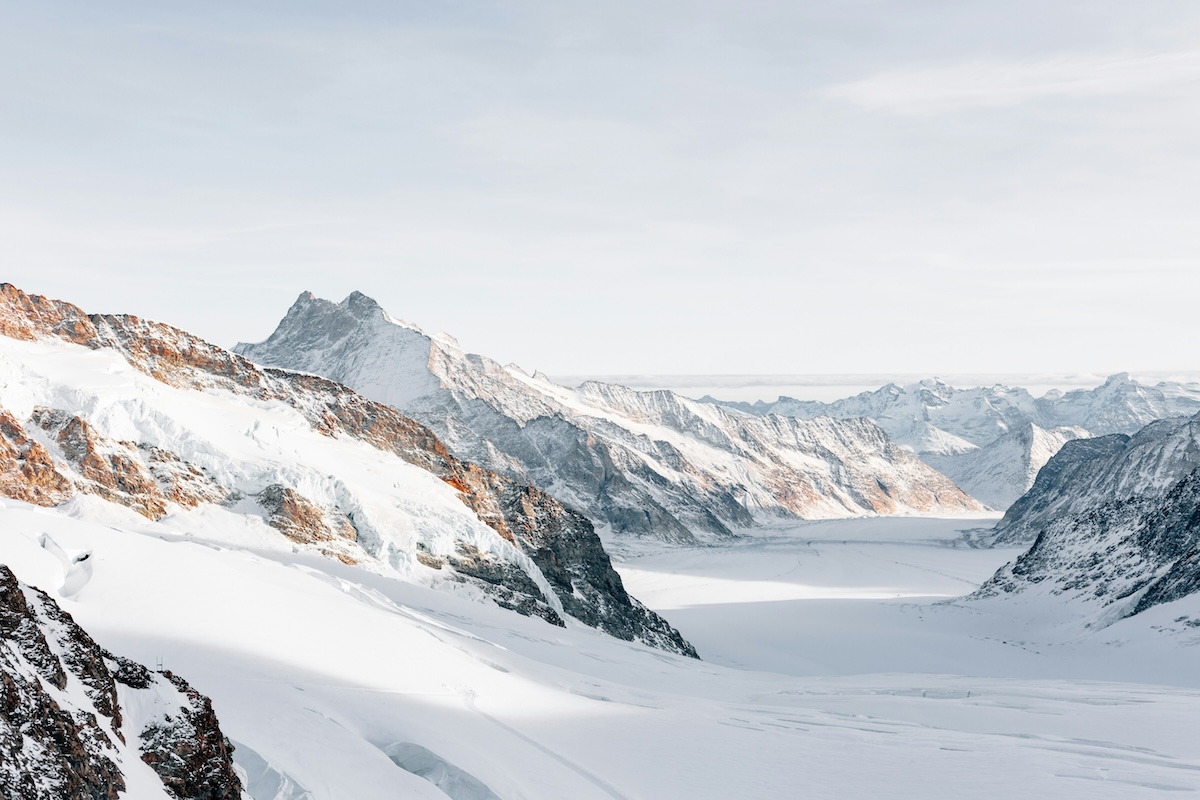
[4,503,1200,799]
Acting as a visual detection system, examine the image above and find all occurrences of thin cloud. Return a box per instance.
[826,50,1200,115]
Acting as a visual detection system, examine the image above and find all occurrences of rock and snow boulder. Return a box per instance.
[0,564,244,800]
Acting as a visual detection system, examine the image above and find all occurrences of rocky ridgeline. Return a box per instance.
[236,291,982,545]
[975,411,1200,623]
[0,565,243,800]
[718,376,1200,510]
[0,284,695,657]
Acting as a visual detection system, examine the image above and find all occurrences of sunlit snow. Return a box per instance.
[4,501,1199,799]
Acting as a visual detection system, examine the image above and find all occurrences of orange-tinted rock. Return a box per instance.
[0,409,73,506]
[0,284,99,344]
[140,446,230,509]
[31,408,167,520]
[255,484,357,545]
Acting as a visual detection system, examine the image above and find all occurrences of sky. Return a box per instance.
[2,1,1199,377]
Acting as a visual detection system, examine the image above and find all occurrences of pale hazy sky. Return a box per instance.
[3,1,1199,376]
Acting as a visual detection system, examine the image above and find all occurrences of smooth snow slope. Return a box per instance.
[4,502,1200,799]
[617,516,1200,686]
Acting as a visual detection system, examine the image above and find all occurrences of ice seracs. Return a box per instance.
[236,291,983,544]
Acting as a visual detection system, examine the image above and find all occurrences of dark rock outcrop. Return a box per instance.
[994,414,1200,546]
[0,565,243,799]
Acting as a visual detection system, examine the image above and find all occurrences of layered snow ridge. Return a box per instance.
[0,564,243,800]
[235,292,982,545]
[0,284,694,656]
[715,375,1200,510]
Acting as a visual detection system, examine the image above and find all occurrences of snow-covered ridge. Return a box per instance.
[0,283,693,655]
[994,413,1200,545]
[236,292,983,544]
[711,374,1200,510]
[0,563,243,800]
[970,410,1200,627]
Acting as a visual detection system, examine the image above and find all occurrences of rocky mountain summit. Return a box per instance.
[0,283,694,657]
[236,292,982,544]
[0,564,243,800]
[974,411,1200,625]
[715,375,1200,510]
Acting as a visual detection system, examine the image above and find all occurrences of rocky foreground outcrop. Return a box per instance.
[0,283,695,657]
[0,565,243,800]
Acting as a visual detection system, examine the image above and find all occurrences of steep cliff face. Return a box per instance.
[0,284,694,656]
[973,412,1200,625]
[235,292,983,544]
[0,565,243,800]
[977,470,1200,624]
[994,415,1200,546]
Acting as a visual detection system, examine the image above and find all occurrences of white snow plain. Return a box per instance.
[4,503,1200,799]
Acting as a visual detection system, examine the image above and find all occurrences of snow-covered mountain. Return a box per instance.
[235,292,982,544]
[715,375,1200,510]
[973,410,1200,626]
[0,564,243,800]
[922,423,1088,510]
[0,283,692,656]
[992,413,1200,546]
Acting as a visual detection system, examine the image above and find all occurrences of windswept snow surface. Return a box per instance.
[5,504,1200,799]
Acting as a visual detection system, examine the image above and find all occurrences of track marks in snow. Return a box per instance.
[463,692,633,800]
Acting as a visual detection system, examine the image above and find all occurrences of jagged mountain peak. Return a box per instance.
[237,291,984,543]
[708,373,1200,512]
[342,289,383,313]
[0,283,696,656]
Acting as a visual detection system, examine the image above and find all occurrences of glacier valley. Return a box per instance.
[3,284,1200,799]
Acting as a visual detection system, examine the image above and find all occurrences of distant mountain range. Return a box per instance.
[235,292,983,544]
[709,375,1200,509]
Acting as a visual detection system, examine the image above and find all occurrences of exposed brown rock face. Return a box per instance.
[0,283,99,344]
[0,565,245,800]
[1,403,234,521]
[0,284,698,656]
[0,409,73,506]
[256,484,358,544]
[31,408,168,519]
[141,445,231,509]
